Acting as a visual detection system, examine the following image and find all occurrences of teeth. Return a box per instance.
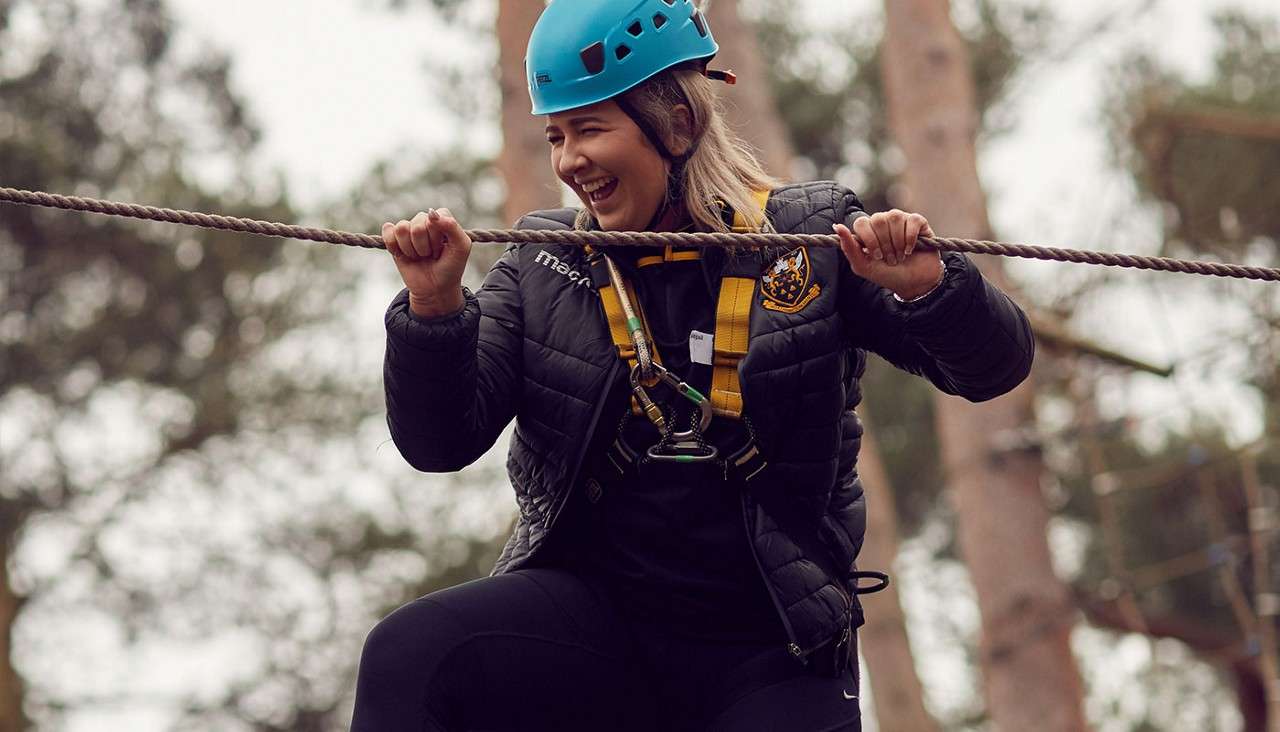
[581,177,616,193]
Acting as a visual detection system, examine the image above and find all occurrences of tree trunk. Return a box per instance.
[879,2,1088,730]
[700,0,795,179]
[856,412,941,732]
[496,0,563,228]
[701,7,939,725]
[700,5,935,725]
[1235,659,1269,732]
[0,537,26,732]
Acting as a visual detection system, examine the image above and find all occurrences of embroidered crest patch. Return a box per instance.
[761,247,821,313]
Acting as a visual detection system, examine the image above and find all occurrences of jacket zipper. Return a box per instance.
[833,577,852,605]
[546,359,622,533]
[737,417,850,661]
[741,491,807,660]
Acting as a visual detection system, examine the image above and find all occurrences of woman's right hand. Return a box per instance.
[383,208,472,318]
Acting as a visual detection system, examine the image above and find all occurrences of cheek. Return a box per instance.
[643,158,669,200]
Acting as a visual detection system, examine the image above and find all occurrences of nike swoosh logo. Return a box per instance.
[842,690,859,700]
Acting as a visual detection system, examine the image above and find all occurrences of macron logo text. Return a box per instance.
[534,249,592,289]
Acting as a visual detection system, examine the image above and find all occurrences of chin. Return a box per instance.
[595,210,624,231]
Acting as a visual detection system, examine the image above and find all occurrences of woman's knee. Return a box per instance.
[358,595,469,681]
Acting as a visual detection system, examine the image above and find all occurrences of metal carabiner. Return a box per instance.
[646,438,719,463]
[629,362,713,438]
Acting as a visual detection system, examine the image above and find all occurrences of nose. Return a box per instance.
[556,138,588,180]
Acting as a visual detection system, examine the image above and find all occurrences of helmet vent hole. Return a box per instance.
[660,0,675,5]
[615,44,632,61]
[691,10,707,37]
[627,20,643,37]
[652,13,668,29]
[580,42,605,75]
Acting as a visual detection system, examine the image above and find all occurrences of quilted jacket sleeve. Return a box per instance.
[383,243,523,472]
[834,187,1034,402]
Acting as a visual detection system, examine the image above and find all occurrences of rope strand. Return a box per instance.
[3,186,1278,282]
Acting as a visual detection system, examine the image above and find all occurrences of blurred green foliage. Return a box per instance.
[1078,10,1280,726]
[1115,12,1280,257]
[0,1,506,729]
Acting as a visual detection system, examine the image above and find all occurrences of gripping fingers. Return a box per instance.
[431,208,472,258]
[426,208,445,258]
[393,219,421,260]
[852,216,883,262]
[870,214,898,265]
[917,215,935,244]
[410,211,436,259]
[383,222,409,260]
[904,215,922,256]
[888,210,908,264]
[834,223,870,270]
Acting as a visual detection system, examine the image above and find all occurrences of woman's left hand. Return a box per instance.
[834,210,944,300]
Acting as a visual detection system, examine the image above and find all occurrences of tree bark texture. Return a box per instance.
[0,540,25,732]
[703,8,939,725]
[701,0,796,179]
[879,2,1088,730]
[497,0,564,228]
[856,413,941,732]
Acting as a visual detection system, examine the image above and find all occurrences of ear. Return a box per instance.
[667,103,695,157]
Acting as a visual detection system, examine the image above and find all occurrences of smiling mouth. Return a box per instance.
[583,177,619,204]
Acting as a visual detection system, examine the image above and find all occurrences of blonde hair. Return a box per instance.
[574,62,784,234]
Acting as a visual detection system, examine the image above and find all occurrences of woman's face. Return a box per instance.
[546,100,671,231]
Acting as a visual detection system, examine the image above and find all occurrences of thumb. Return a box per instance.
[834,223,873,273]
[433,208,472,254]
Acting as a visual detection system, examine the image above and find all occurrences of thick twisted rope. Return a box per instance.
[3,186,1278,282]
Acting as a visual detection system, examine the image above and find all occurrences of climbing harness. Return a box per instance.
[588,189,771,466]
[2,187,1275,282]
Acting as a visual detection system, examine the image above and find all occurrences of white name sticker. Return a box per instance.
[689,330,714,366]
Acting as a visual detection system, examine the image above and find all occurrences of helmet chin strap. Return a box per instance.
[612,67,733,210]
[613,94,683,161]
[614,93,709,201]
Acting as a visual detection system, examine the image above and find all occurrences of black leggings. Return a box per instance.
[351,568,860,731]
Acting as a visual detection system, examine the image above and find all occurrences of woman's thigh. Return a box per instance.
[351,568,658,732]
[623,612,861,732]
[705,670,861,732]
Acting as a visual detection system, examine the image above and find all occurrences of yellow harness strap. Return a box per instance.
[591,188,770,421]
[637,245,702,268]
[586,245,663,420]
[588,245,662,373]
[710,188,770,418]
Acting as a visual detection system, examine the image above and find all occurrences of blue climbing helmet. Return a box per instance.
[526,0,720,116]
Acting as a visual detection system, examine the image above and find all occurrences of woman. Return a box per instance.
[354,1,1033,730]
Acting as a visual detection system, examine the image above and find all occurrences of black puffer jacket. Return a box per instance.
[383,180,1033,663]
